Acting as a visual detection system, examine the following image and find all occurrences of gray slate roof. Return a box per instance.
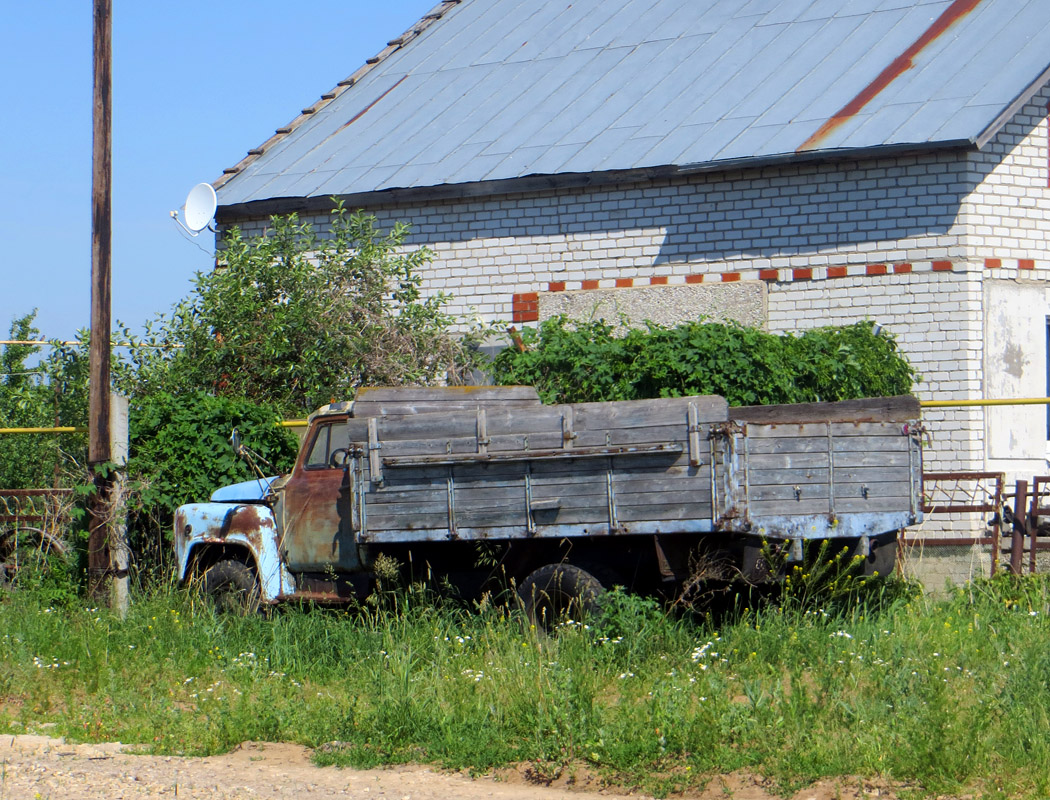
[216,0,1050,210]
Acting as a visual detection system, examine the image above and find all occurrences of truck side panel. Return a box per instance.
[354,395,728,543]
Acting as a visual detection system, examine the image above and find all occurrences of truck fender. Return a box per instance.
[173,502,295,603]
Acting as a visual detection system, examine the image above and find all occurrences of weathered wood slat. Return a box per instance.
[367,484,526,507]
[730,395,919,423]
[744,421,906,439]
[747,480,913,503]
[617,504,714,523]
[574,396,727,430]
[383,442,684,467]
[615,488,713,507]
[573,425,691,448]
[365,512,453,530]
[744,436,911,456]
[750,496,912,516]
[748,466,912,486]
[353,386,542,417]
[743,451,912,469]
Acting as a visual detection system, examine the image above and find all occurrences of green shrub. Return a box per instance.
[126,391,299,548]
[490,317,916,404]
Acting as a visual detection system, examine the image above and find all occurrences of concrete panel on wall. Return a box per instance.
[984,279,1046,462]
[538,281,766,330]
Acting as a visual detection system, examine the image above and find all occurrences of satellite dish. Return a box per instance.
[183,182,217,232]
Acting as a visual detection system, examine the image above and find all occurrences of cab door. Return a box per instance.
[277,418,361,572]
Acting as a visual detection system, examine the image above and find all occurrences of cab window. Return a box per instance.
[305,422,351,469]
[305,424,332,469]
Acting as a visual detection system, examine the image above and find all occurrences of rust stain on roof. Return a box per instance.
[339,75,409,131]
[797,0,983,152]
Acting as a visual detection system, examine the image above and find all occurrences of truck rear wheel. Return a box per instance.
[861,532,898,577]
[518,563,605,630]
[203,559,261,615]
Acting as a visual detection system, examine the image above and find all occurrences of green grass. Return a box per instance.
[1,575,1049,798]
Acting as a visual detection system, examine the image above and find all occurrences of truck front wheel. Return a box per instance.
[203,559,261,615]
[518,564,605,630]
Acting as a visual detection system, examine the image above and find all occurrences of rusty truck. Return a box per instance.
[174,386,924,617]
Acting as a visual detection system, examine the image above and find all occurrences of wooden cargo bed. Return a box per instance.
[339,388,922,544]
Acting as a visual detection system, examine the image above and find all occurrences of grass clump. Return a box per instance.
[1,574,1049,798]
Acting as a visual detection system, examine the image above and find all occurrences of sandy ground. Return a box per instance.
[0,734,920,800]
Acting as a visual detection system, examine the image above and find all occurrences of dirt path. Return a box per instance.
[0,734,910,799]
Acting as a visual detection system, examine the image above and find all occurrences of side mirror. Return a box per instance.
[329,448,351,469]
[229,429,243,456]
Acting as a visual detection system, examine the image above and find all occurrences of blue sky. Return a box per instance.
[1,1,435,343]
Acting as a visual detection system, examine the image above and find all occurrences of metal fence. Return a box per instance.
[0,489,74,580]
[915,472,1050,578]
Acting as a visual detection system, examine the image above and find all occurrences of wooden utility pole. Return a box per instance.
[87,0,113,600]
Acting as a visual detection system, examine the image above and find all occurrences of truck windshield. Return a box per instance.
[305,422,352,469]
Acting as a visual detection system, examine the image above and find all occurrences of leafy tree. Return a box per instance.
[490,317,915,405]
[0,313,87,489]
[134,204,482,413]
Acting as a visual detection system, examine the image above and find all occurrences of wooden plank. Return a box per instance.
[748,466,911,487]
[352,386,541,417]
[383,443,684,467]
[747,480,913,503]
[744,421,905,438]
[574,395,727,431]
[617,504,713,523]
[573,424,688,448]
[365,511,451,530]
[615,488,713,507]
[750,496,913,517]
[367,483,527,508]
[483,406,568,436]
[744,451,911,469]
[745,436,911,456]
[730,395,919,424]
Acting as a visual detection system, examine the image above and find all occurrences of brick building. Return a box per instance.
[212,0,1050,547]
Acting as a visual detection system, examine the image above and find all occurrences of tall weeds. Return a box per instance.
[1,575,1048,797]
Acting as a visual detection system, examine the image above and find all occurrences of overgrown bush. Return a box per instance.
[126,391,299,556]
[490,317,916,405]
[133,204,485,413]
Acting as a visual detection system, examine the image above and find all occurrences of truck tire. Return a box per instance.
[862,532,898,577]
[203,559,261,615]
[518,563,605,630]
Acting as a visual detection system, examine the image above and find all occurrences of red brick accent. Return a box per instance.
[615,278,633,288]
[1020,259,1036,270]
[894,263,913,274]
[827,266,848,278]
[581,279,599,290]
[547,281,565,292]
[759,269,779,281]
[649,276,668,285]
[866,264,888,276]
[792,268,813,280]
[721,272,741,282]
[931,260,953,272]
[511,292,539,323]
[984,258,1001,269]
[685,274,704,284]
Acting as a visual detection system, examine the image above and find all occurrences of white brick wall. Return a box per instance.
[228,146,974,322]
[962,84,1050,261]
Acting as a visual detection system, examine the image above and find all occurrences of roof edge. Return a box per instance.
[212,1,463,192]
[975,64,1050,150]
[215,141,973,223]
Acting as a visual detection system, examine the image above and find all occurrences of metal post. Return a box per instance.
[1011,480,1027,576]
[87,0,113,601]
[1029,487,1039,575]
